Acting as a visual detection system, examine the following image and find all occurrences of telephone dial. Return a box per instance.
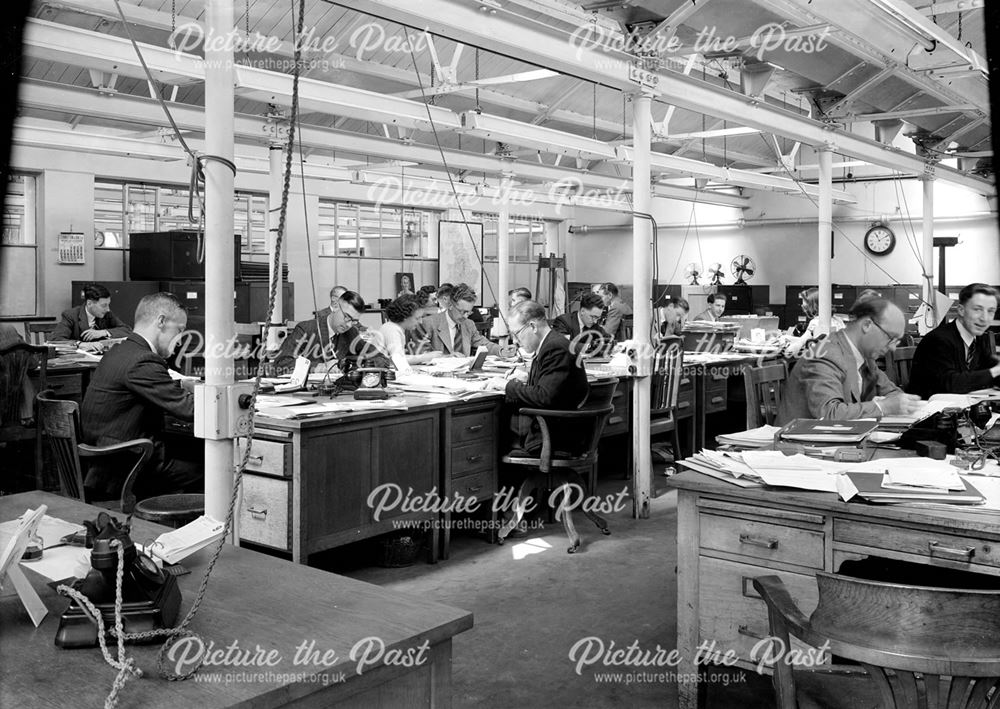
[55,512,181,648]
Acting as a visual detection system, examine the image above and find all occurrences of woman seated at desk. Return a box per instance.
[791,287,847,338]
[378,294,443,372]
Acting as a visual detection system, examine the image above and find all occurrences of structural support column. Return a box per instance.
[266,143,285,349]
[203,0,236,522]
[817,147,833,334]
[922,172,937,326]
[496,207,510,336]
[631,92,653,520]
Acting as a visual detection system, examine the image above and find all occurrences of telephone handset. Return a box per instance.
[55,512,181,648]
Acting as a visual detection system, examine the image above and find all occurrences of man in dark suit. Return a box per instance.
[551,292,611,356]
[81,292,200,500]
[906,283,1000,398]
[426,283,501,357]
[776,298,922,425]
[488,300,589,452]
[272,287,368,373]
[598,282,632,340]
[51,283,131,342]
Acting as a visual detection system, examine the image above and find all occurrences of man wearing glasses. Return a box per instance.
[776,298,922,424]
[427,283,502,357]
[487,300,589,453]
[273,286,368,373]
[551,292,612,357]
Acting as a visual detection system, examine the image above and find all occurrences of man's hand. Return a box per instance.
[80,328,109,341]
[497,344,518,359]
[508,367,529,383]
[879,392,923,416]
[485,377,508,392]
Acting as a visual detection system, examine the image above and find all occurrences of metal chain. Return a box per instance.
[171,0,176,35]
[475,48,481,113]
[245,0,250,38]
[592,83,597,139]
[958,11,962,41]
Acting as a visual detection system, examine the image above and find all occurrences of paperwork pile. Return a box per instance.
[682,450,855,494]
[716,425,780,448]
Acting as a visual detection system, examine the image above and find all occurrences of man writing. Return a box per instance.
[426,283,501,356]
[488,300,589,453]
[273,286,368,373]
[51,283,131,343]
[776,298,922,424]
[906,283,1000,397]
[551,292,612,356]
[659,298,690,338]
[81,292,200,500]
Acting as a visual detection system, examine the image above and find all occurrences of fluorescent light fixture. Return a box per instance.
[459,111,616,161]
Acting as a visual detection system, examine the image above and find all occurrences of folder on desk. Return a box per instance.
[843,472,985,505]
[778,419,878,444]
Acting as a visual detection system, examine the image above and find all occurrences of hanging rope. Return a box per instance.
[474,48,481,113]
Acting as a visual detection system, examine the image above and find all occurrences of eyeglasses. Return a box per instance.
[869,318,901,346]
[337,305,360,326]
[510,323,531,342]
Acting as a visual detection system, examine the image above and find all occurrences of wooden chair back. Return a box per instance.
[1,343,47,487]
[754,571,1000,709]
[744,361,788,428]
[25,322,58,345]
[651,336,683,414]
[885,345,917,388]
[619,315,634,340]
[36,390,86,500]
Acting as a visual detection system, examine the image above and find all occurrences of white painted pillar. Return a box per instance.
[267,143,284,340]
[631,92,653,520]
[817,147,832,334]
[497,207,510,336]
[203,0,236,522]
[922,173,937,326]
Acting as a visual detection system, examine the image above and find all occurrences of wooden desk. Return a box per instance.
[0,491,472,708]
[668,471,1000,709]
[238,392,503,565]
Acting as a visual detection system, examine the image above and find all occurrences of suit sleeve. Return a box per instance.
[873,366,901,398]
[50,309,78,341]
[103,311,131,338]
[799,356,886,420]
[470,326,500,355]
[126,355,195,421]
[603,305,623,341]
[920,334,997,394]
[273,322,310,373]
[504,346,573,408]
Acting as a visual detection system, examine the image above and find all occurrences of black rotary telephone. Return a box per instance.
[55,512,181,649]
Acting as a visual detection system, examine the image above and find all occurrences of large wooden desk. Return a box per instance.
[668,471,1000,709]
[235,392,503,564]
[0,492,472,708]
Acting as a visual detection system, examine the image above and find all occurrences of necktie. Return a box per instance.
[967,343,976,370]
[454,321,463,354]
[859,362,877,401]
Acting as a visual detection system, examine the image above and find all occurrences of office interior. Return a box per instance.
[1,1,999,708]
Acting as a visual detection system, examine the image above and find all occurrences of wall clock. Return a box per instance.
[863,223,895,256]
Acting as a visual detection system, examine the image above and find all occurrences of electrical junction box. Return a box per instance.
[194,382,255,440]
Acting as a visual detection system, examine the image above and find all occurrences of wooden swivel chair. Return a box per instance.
[498,378,618,553]
[744,361,788,429]
[754,572,1000,709]
[884,346,917,389]
[650,336,684,462]
[1,342,46,488]
[36,390,204,526]
[25,321,58,345]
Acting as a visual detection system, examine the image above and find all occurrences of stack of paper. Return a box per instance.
[147,516,225,565]
[393,372,488,393]
[780,419,878,443]
[256,399,408,419]
[716,425,780,448]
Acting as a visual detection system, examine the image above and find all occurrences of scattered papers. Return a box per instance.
[716,425,780,448]
[148,515,225,565]
[253,395,312,409]
[168,368,199,382]
[256,399,409,419]
[394,372,489,393]
[884,467,964,491]
[0,513,88,583]
[274,356,311,393]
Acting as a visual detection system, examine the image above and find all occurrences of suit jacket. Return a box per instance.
[426,312,500,357]
[272,308,364,373]
[776,329,900,425]
[693,308,718,322]
[81,332,194,446]
[601,298,632,341]
[905,320,999,398]
[51,305,130,341]
[550,313,611,356]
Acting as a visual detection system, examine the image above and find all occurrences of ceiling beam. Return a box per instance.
[325,0,992,194]
[853,104,976,121]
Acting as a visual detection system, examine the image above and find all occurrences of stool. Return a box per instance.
[134,494,205,528]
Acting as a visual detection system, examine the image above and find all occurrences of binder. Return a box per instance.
[845,472,985,505]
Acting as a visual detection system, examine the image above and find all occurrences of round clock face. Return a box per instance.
[864,225,895,255]
[361,371,382,388]
[94,232,105,247]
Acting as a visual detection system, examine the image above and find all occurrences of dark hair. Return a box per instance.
[959,283,999,305]
[82,283,111,302]
[599,282,619,297]
[338,290,366,312]
[799,287,820,318]
[580,293,604,311]
[451,283,477,304]
[419,285,437,296]
[413,288,431,308]
[436,283,454,299]
[673,298,690,312]
[849,296,894,322]
[511,300,546,323]
[385,294,421,324]
[509,287,532,300]
[134,292,185,326]
[707,293,727,303]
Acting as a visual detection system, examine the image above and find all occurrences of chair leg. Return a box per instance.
[565,470,610,537]
[552,482,581,553]
[497,474,540,544]
[671,424,682,465]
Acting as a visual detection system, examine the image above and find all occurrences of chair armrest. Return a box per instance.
[518,406,614,419]
[752,575,812,635]
[79,439,155,458]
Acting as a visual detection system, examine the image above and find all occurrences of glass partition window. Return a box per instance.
[2,175,36,245]
[473,213,547,263]
[318,201,436,259]
[94,182,125,248]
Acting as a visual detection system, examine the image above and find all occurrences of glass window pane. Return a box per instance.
[479,213,498,261]
[317,199,337,256]
[3,175,36,245]
[156,186,195,233]
[403,209,430,258]
[247,196,267,253]
[126,185,157,242]
[94,182,123,249]
[511,218,530,262]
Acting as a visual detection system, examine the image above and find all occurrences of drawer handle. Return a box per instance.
[737,625,767,640]
[608,416,624,425]
[466,454,484,463]
[739,533,778,550]
[928,541,975,562]
[741,576,761,599]
[677,402,690,410]
[247,506,268,519]
[466,484,484,493]
[247,455,264,464]
[710,396,724,404]
[466,424,484,433]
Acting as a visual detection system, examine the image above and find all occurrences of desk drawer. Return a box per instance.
[705,371,728,413]
[701,513,824,569]
[452,439,494,477]
[45,373,83,398]
[452,468,495,501]
[835,520,1000,570]
[676,376,695,419]
[699,556,823,666]
[239,474,291,551]
[235,438,290,478]
[452,410,494,444]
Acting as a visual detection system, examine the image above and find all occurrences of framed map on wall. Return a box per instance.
[438,220,483,295]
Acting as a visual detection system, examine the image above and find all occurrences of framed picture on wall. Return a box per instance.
[395,272,415,295]
[439,220,484,297]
